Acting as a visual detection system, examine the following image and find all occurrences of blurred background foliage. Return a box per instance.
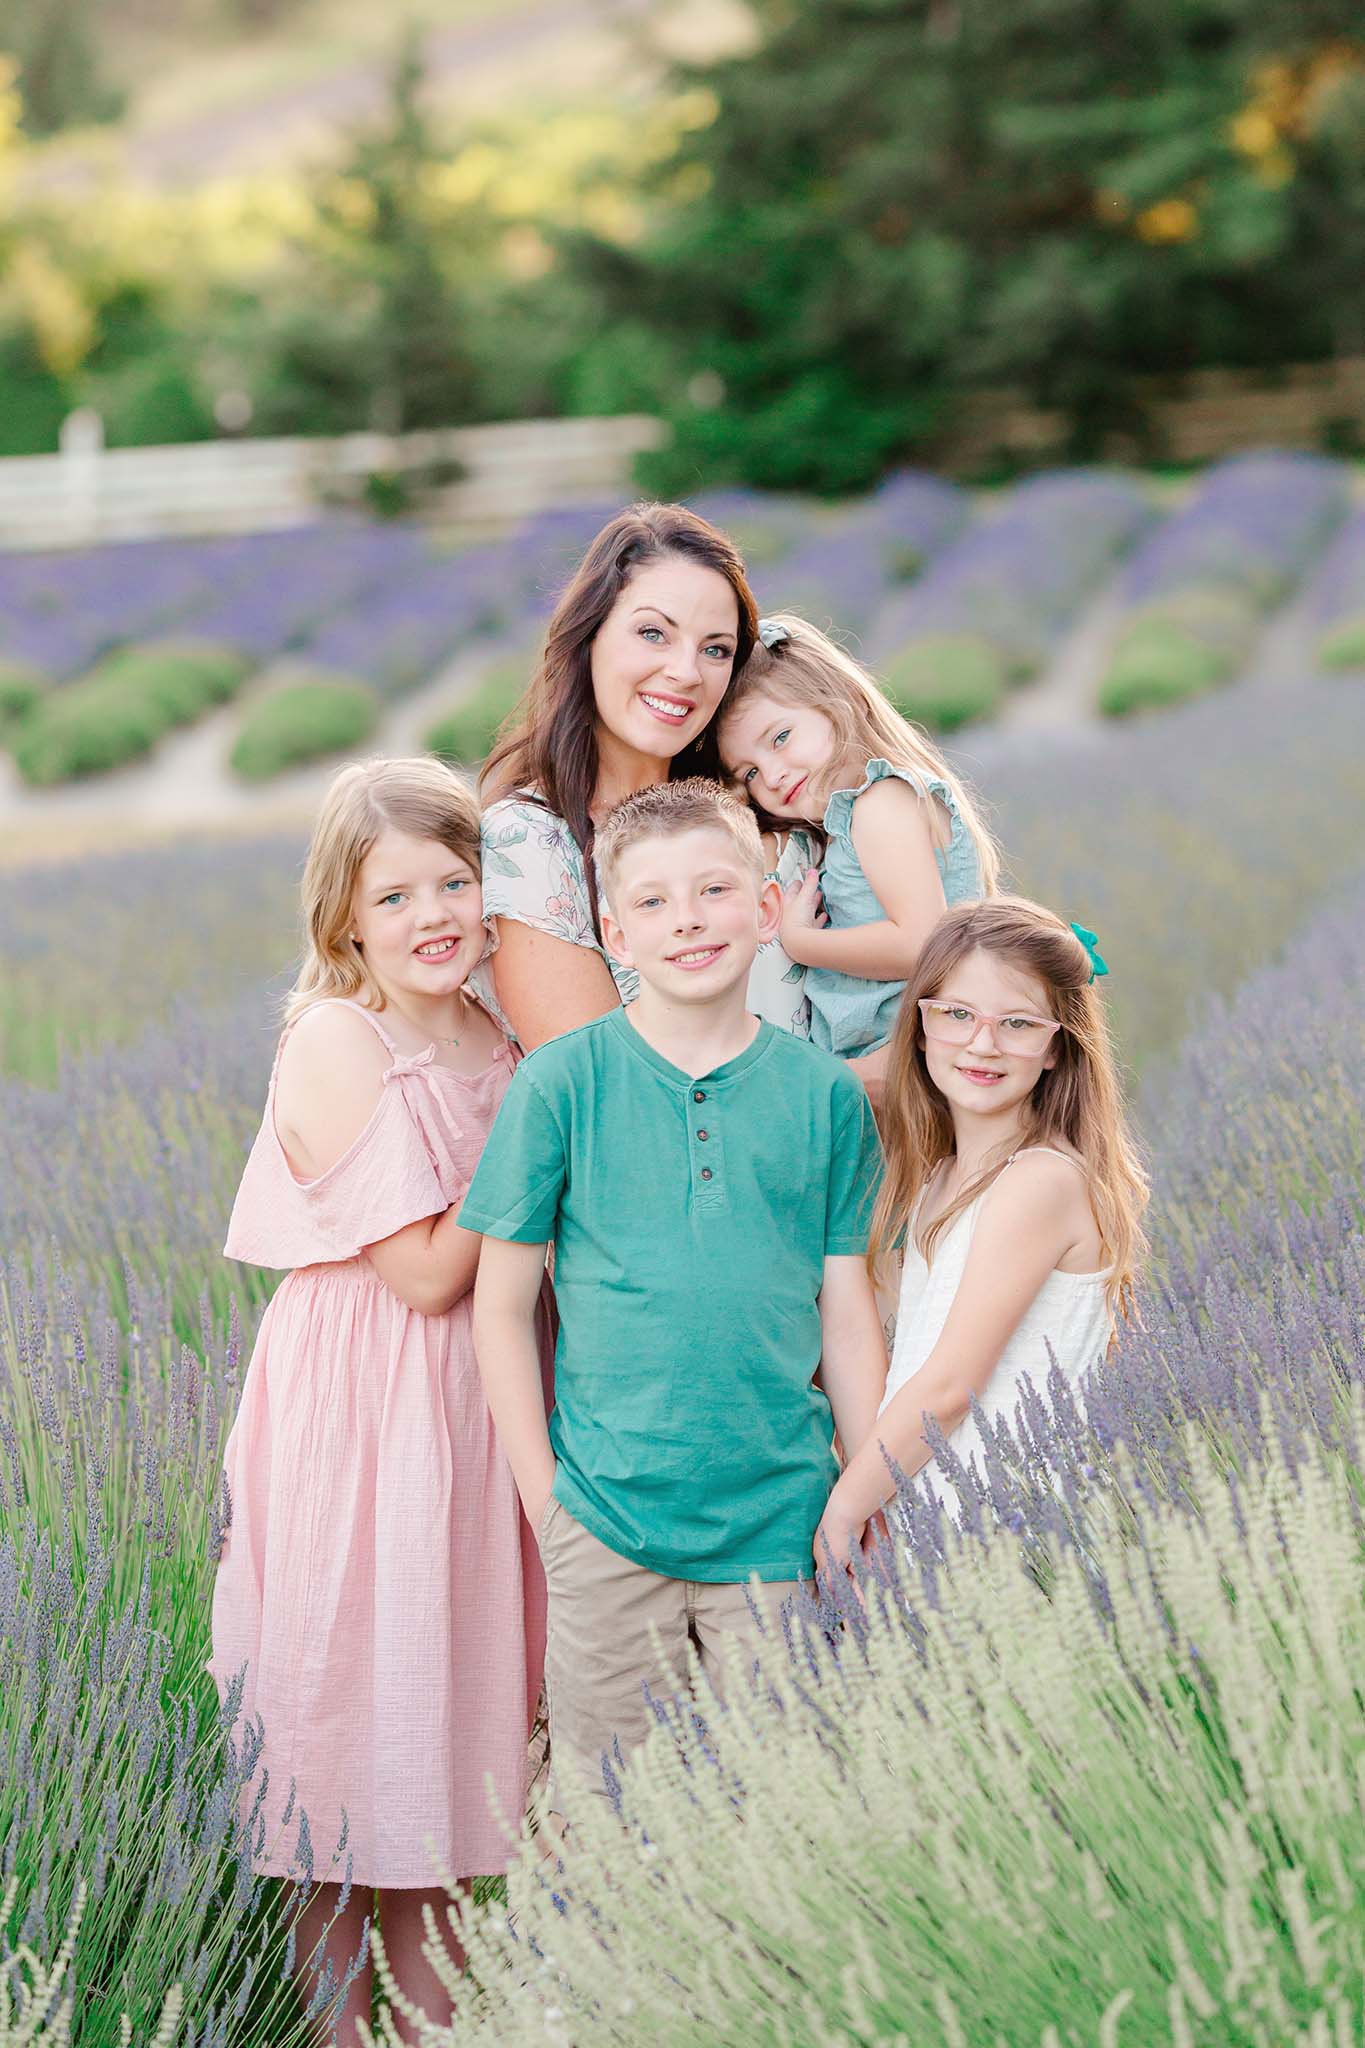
[2,1,1364,487]
[618,0,1365,491]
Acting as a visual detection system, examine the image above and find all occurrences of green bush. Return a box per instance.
[879,633,1007,731]
[424,654,527,765]
[0,660,45,727]
[1135,584,1259,660]
[0,336,68,456]
[230,673,379,780]
[1317,613,1365,669]
[1099,616,1230,717]
[10,641,251,785]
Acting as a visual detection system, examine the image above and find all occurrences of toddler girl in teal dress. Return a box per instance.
[719,616,998,1065]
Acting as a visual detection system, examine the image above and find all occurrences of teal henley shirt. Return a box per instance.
[459,1008,883,1581]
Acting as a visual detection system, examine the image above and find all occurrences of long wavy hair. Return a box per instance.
[481,502,758,935]
[718,612,1000,889]
[285,756,482,1024]
[869,896,1148,1321]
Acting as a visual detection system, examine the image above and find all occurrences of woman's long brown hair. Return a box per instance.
[481,502,758,935]
[869,897,1149,1321]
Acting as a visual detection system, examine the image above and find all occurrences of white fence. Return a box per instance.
[0,412,669,551]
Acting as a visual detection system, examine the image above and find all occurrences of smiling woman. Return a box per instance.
[477,502,813,1051]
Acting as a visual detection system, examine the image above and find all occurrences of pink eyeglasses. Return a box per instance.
[917,998,1061,1056]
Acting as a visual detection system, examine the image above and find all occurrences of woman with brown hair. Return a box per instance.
[479,502,814,1048]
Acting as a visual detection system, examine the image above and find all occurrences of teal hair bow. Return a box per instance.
[1070,923,1108,983]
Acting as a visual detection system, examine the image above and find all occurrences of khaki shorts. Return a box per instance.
[538,1495,801,1816]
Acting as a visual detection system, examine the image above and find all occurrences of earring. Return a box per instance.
[693,735,705,754]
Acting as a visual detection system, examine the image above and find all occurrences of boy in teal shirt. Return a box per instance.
[462,779,886,1812]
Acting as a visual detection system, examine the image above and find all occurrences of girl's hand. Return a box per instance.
[780,869,828,958]
[527,1479,557,1546]
[813,1483,866,1581]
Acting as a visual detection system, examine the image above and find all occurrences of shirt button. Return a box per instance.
[697,1129,709,1141]
[700,1166,713,1181]
[693,1090,706,1103]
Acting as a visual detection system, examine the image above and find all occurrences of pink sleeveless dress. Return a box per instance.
[210,998,553,1887]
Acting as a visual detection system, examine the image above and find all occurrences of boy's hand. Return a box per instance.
[813,1481,866,1580]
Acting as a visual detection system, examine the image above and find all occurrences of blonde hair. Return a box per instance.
[869,896,1148,1321]
[596,777,765,912]
[285,756,483,1024]
[719,613,1000,891]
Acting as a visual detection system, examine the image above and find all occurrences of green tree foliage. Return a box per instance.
[3,0,123,137]
[231,33,479,436]
[595,0,1365,493]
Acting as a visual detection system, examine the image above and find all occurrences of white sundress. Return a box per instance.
[479,793,812,1037]
[881,1148,1113,1508]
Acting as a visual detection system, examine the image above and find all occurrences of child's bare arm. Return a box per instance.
[472,1235,556,1525]
[843,1039,892,1115]
[368,1216,483,1317]
[276,1002,479,1316]
[781,778,947,977]
[827,1158,1087,1539]
[817,1255,887,1461]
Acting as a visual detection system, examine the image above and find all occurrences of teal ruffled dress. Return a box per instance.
[809,757,982,1059]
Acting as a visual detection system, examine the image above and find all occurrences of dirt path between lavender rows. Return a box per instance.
[0,644,489,861]
[29,0,659,193]
[134,0,654,183]
[1,528,1351,864]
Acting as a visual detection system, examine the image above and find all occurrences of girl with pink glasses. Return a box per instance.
[812,897,1148,1560]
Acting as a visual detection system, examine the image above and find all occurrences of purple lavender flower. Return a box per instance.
[754,474,967,637]
[871,470,1152,676]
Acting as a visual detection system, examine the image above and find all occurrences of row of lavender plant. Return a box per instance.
[375,863,1365,2045]
[0,832,299,1082]
[0,479,908,709]
[861,470,1152,729]
[974,668,1365,1069]
[1301,505,1365,672]
[752,470,968,637]
[0,525,431,686]
[1096,451,1351,714]
[873,469,1152,672]
[4,677,1363,2035]
[0,1258,363,2044]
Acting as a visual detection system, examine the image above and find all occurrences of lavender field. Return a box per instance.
[2,453,1362,799]
[2,662,1365,2039]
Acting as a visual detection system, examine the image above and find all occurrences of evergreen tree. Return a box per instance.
[233,33,480,437]
[589,0,1365,491]
[4,0,123,138]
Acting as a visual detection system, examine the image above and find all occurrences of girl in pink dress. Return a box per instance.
[212,756,552,2044]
